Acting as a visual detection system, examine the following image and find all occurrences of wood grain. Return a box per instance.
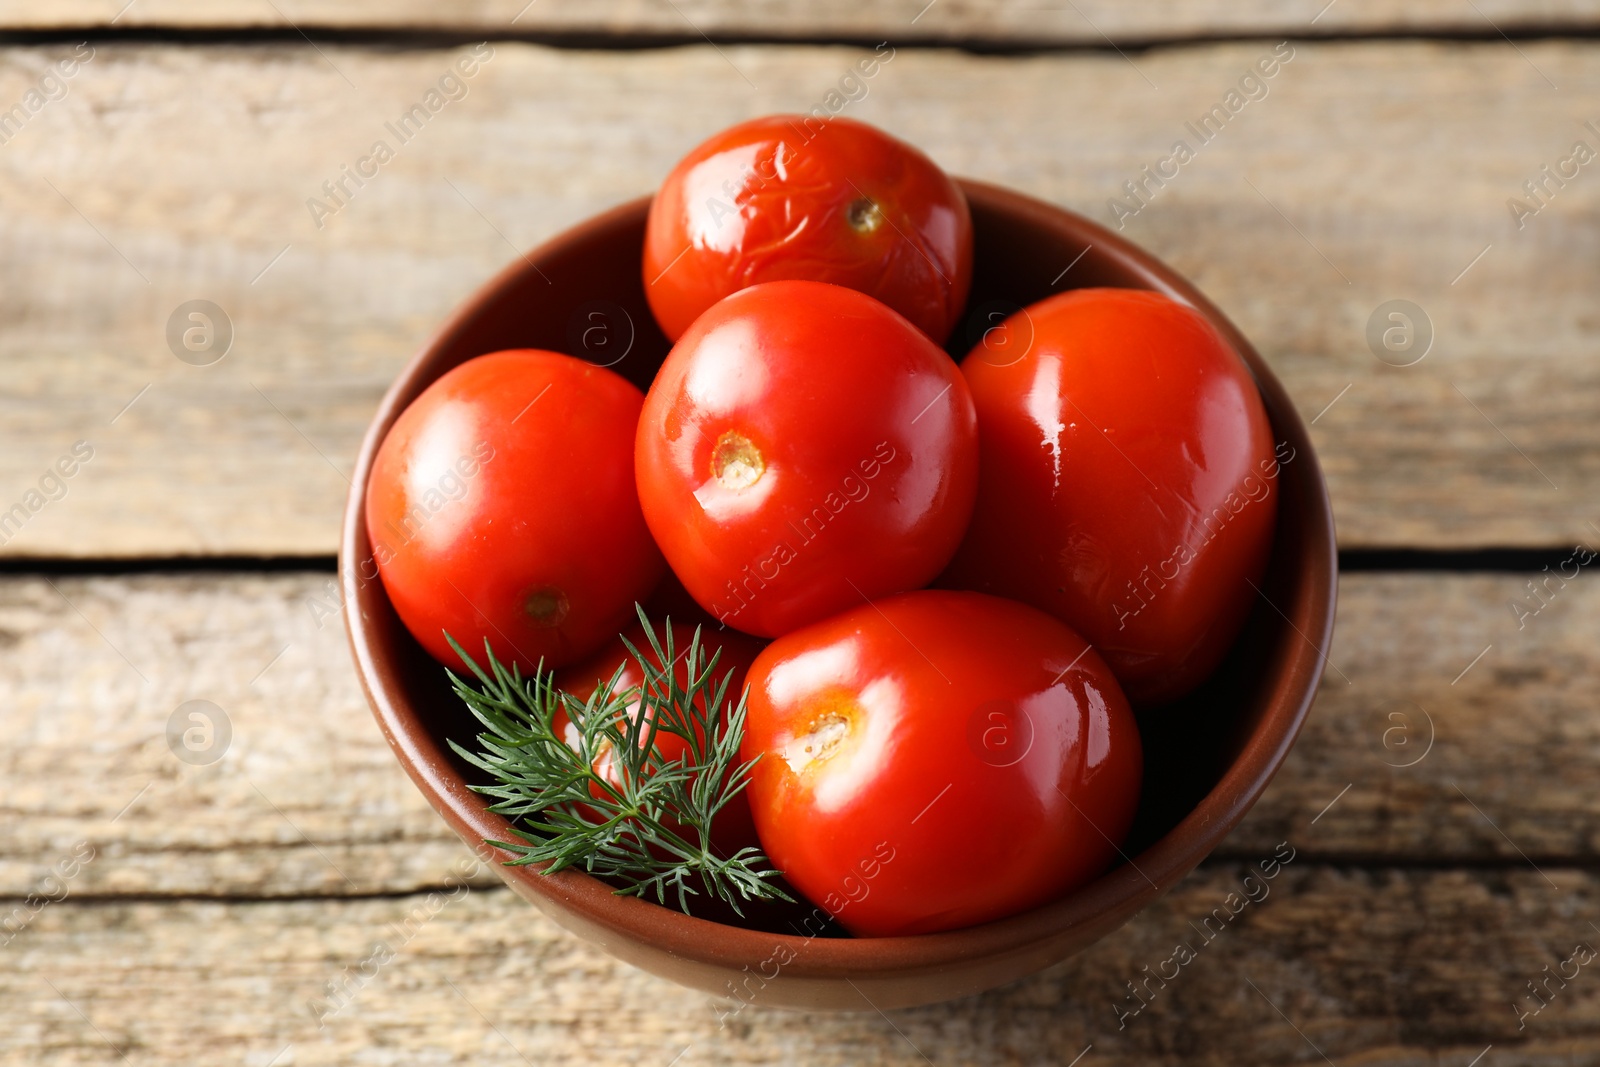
[1,569,1595,899]
[5,0,1600,43]
[0,571,477,899]
[0,40,1597,557]
[1225,568,1600,862]
[4,865,1596,1065]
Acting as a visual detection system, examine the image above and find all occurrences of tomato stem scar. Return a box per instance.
[711,431,765,491]
[524,587,570,627]
[785,712,850,772]
[846,197,885,234]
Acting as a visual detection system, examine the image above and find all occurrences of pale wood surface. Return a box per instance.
[5,867,1595,1065]
[1,39,1598,556]
[5,0,1600,42]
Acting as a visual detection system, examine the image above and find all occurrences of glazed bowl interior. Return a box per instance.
[341,178,1336,1011]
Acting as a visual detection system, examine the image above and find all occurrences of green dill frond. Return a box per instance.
[445,607,790,916]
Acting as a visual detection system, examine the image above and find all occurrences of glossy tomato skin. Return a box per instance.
[365,350,664,673]
[741,590,1142,937]
[553,621,767,856]
[942,289,1279,707]
[644,114,972,345]
[635,280,979,638]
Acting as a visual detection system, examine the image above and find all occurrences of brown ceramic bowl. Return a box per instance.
[341,179,1336,1012]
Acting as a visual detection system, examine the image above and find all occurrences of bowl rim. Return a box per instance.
[340,177,1337,979]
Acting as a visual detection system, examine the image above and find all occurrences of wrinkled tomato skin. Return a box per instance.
[644,114,972,345]
[942,289,1279,707]
[366,350,664,674]
[553,621,767,856]
[635,281,979,638]
[740,590,1142,938]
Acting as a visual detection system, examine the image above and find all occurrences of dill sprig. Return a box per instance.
[445,608,790,915]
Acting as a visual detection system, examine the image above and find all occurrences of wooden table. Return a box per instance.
[4,3,1599,1063]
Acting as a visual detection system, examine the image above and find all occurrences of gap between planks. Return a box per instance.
[5,23,1600,55]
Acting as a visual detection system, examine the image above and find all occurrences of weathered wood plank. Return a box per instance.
[3,866,1595,1065]
[1,570,1595,898]
[0,571,483,898]
[1,40,1595,557]
[4,0,1599,42]
[1225,567,1600,862]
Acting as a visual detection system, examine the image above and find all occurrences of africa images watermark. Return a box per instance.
[1509,542,1595,630]
[307,849,488,1027]
[1113,840,1298,1029]
[0,43,94,146]
[1109,440,1295,631]
[1108,42,1296,231]
[357,438,495,583]
[1506,119,1600,231]
[1513,938,1598,1030]
[306,43,495,230]
[707,440,900,625]
[694,44,897,235]
[303,439,495,629]
[1,841,96,948]
[0,440,95,547]
[711,839,897,1027]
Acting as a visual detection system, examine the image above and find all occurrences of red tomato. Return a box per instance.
[643,114,972,345]
[942,289,1279,706]
[740,590,1142,937]
[366,350,664,673]
[553,621,767,856]
[635,280,979,638]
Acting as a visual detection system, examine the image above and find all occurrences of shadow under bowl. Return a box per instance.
[340,178,1337,1012]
